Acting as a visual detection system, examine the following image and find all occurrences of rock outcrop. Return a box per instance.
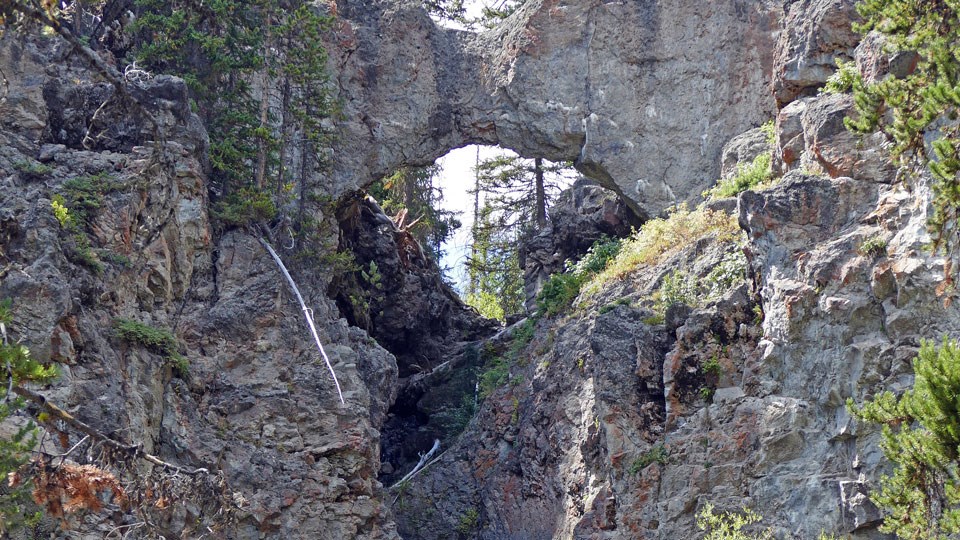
[329,0,779,217]
[1,36,399,538]
[519,178,642,312]
[3,0,959,538]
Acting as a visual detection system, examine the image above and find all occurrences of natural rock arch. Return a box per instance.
[328,0,780,218]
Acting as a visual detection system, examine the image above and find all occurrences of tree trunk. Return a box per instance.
[534,157,547,229]
[255,13,273,189]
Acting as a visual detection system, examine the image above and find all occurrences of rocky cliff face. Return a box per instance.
[381,1,960,539]
[1,0,956,539]
[329,0,778,218]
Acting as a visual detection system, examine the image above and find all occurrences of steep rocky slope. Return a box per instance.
[0,0,956,539]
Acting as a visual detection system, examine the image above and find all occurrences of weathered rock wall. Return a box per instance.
[0,35,400,538]
[329,0,779,218]
[387,1,960,539]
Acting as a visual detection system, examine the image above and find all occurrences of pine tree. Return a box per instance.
[847,0,960,270]
[848,338,960,538]
[465,155,570,319]
[370,165,462,262]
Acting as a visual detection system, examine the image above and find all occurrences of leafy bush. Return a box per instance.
[629,444,668,474]
[822,58,861,94]
[571,235,622,276]
[848,337,960,537]
[704,251,748,299]
[536,236,623,317]
[858,235,887,257]
[537,272,584,317]
[697,503,773,540]
[113,319,188,377]
[702,355,723,377]
[583,204,742,296]
[655,270,697,313]
[703,153,773,200]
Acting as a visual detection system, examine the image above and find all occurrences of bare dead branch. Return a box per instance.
[13,385,211,476]
[258,237,345,404]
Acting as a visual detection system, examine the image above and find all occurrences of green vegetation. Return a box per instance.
[697,503,773,540]
[848,338,960,538]
[466,156,570,321]
[703,153,774,200]
[456,507,480,534]
[629,444,668,474]
[858,235,887,257]
[702,355,723,377]
[113,319,188,377]
[822,58,860,94]
[536,236,622,317]
[478,319,536,399]
[133,0,336,229]
[599,297,632,315]
[369,165,462,263]
[704,251,749,299]
[845,0,960,271]
[655,270,697,313]
[0,300,58,531]
[212,187,278,227]
[13,160,52,177]
[703,121,777,200]
[49,173,123,273]
[582,204,742,297]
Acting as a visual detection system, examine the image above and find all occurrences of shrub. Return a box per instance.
[822,58,861,94]
[13,160,52,177]
[113,319,188,377]
[51,197,71,228]
[655,270,697,313]
[858,236,887,257]
[212,187,278,227]
[571,235,622,276]
[537,272,583,317]
[629,444,668,474]
[456,507,480,534]
[702,355,722,377]
[848,337,960,537]
[583,204,741,296]
[696,503,773,540]
[704,251,748,300]
[536,236,623,317]
[703,153,773,200]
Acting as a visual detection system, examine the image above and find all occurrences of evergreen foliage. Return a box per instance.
[846,0,960,266]
[369,165,461,262]
[0,300,58,532]
[848,338,960,538]
[132,0,336,228]
[465,204,525,321]
[466,155,571,320]
[113,319,188,377]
